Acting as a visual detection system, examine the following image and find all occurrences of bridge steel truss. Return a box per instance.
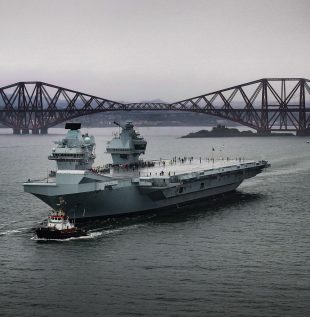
[0,78,309,134]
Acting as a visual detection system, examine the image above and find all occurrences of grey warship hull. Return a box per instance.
[24,122,269,220]
[24,160,268,220]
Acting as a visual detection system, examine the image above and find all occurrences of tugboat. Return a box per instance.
[36,198,88,240]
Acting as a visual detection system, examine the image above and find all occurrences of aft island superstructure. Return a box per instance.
[24,121,270,220]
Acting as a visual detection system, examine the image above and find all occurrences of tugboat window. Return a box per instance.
[179,187,184,194]
[200,183,204,189]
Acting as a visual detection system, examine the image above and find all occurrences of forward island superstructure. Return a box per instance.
[48,122,95,170]
[24,121,270,220]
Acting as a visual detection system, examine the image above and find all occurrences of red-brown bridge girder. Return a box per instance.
[0,78,309,134]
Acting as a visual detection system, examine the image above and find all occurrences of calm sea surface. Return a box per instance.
[0,126,309,317]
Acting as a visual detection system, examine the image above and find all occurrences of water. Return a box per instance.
[0,127,309,317]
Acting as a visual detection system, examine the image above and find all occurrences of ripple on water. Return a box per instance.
[1,131,310,317]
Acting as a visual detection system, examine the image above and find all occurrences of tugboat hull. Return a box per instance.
[36,227,87,240]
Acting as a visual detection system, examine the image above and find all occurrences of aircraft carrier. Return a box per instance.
[24,121,270,220]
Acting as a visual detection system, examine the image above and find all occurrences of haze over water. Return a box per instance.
[0,127,309,316]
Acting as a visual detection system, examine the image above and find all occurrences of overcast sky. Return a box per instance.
[0,0,309,102]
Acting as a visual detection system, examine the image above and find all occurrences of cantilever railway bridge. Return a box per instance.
[0,78,309,135]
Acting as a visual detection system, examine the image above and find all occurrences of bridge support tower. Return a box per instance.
[40,127,48,134]
[296,128,310,136]
[256,129,272,136]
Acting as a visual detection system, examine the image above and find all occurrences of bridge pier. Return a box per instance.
[256,130,271,136]
[13,128,20,134]
[40,127,48,134]
[296,128,310,136]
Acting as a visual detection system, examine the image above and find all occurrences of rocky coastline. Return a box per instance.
[181,125,294,138]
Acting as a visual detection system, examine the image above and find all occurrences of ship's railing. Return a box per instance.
[137,160,267,187]
[25,176,53,183]
[168,160,267,183]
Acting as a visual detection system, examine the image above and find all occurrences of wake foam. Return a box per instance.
[0,228,28,236]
